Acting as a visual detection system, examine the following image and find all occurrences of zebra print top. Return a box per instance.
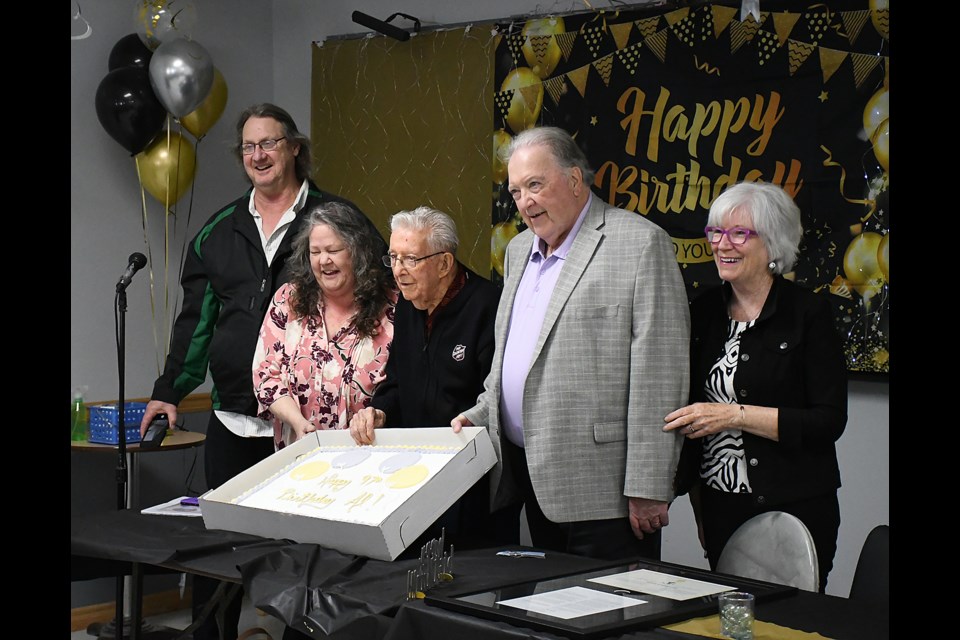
[699,318,754,493]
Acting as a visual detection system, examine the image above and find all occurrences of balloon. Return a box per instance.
[500,68,543,134]
[872,118,889,173]
[843,232,884,301]
[181,68,228,140]
[95,67,167,155]
[136,131,197,204]
[877,233,889,283]
[491,216,521,276]
[492,129,512,184]
[148,37,214,118]
[870,0,889,40]
[108,33,153,71]
[862,88,888,140]
[134,0,199,51]
[522,17,565,79]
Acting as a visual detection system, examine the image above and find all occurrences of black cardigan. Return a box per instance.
[675,277,848,507]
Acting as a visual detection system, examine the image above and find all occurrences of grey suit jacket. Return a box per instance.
[464,196,690,522]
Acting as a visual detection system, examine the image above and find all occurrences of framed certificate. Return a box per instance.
[424,557,796,639]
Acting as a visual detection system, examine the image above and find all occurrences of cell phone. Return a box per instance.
[140,413,169,449]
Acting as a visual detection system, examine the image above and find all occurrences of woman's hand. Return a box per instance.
[663,402,741,439]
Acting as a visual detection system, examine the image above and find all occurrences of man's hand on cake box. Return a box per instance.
[349,407,386,445]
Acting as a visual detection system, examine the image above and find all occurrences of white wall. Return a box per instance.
[71,0,888,606]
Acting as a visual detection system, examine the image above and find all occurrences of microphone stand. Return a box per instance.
[113,285,130,640]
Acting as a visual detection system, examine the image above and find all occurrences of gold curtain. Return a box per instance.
[311,27,496,275]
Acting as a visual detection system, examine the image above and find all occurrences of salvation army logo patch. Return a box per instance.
[452,344,466,362]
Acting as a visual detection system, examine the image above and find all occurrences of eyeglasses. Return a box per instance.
[704,226,760,245]
[382,252,446,269]
[240,137,286,155]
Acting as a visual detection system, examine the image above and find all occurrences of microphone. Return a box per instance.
[116,252,147,292]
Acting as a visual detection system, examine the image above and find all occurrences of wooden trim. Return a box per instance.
[71,587,191,632]
[83,393,213,414]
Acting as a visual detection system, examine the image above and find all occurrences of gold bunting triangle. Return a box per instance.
[544,76,568,106]
[802,7,831,46]
[729,20,752,53]
[787,39,816,76]
[771,12,801,46]
[609,21,633,51]
[698,5,715,42]
[527,35,553,69]
[566,65,589,97]
[593,53,614,86]
[671,11,697,47]
[555,31,577,61]
[506,32,526,67]
[850,52,882,89]
[840,10,869,45]
[581,25,605,58]
[819,47,847,84]
[663,7,690,27]
[615,42,643,76]
[712,5,737,38]
[645,30,668,63]
[740,13,763,42]
[635,16,661,39]
[518,85,541,110]
[756,30,782,67]
[494,89,514,122]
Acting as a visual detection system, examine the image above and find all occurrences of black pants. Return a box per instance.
[192,413,275,640]
[699,483,840,593]
[500,437,661,562]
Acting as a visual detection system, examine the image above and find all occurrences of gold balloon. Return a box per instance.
[181,68,228,140]
[501,68,543,134]
[872,118,889,173]
[862,88,887,141]
[521,17,565,79]
[137,131,197,204]
[877,232,889,283]
[843,232,884,300]
[491,217,521,276]
[870,0,889,40]
[493,129,512,184]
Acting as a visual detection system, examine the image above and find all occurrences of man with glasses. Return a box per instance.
[451,126,690,561]
[349,206,511,550]
[139,103,384,640]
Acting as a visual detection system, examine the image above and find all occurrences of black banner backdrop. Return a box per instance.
[490,1,889,374]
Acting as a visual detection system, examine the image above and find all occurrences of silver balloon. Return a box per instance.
[134,1,198,51]
[148,37,214,118]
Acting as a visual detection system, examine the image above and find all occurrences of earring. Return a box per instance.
[768,261,777,272]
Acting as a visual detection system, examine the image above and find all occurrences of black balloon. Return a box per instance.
[108,33,153,71]
[95,67,167,155]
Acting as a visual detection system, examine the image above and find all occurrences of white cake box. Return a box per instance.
[199,426,496,561]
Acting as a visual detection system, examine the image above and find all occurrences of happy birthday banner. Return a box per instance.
[490,1,889,373]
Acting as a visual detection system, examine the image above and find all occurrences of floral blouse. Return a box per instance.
[253,282,396,448]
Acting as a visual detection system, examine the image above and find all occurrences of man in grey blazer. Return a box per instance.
[453,126,690,560]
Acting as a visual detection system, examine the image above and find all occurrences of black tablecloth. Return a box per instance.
[72,511,888,640]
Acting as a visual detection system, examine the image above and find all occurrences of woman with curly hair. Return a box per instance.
[253,201,397,448]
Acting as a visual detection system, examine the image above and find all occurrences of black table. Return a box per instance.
[71,511,888,640]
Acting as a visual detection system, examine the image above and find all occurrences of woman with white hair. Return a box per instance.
[664,181,847,592]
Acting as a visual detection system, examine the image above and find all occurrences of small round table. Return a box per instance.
[71,429,206,454]
[72,429,206,638]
